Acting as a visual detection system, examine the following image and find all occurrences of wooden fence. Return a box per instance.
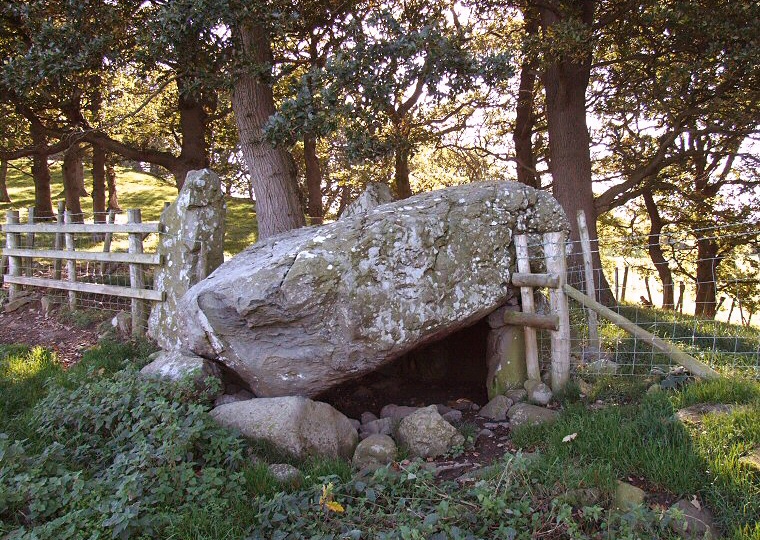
[1,202,164,336]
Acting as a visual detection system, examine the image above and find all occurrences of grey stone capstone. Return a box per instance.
[174,181,567,397]
[149,169,226,350]
[209,396,358,460]
[396,405,464,459]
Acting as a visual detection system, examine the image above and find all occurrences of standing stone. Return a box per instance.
[175,181,567,397]
[340,182,394,220]
[148,169,226,350]
[486,324,527,399]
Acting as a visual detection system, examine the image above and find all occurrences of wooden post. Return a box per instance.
[53,202,64,280]
[577,210,600,352]
[621,267,629,303]
[5,210,21,299]
[64,211,77,310]
[614,267,619,303]
[100,209,115,275]
[514,234,540,381]
[128,209,146,337]
[564,284,720,379]
[543,231,570,391]
[24,207,35,277]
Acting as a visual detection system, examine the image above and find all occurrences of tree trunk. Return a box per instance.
[0,159,11,202]
[175,79,210,189]
[336,183,351,217]
[92,144,107,223]
[539,1,612,303]
[105,155,121,211]
[304,134,324,224]
[62,144,84,223]
[514,11,540,189]
[643,190,674,309]
[232,21,305,239]
[394,146,413,199]
[76,153,87,196]
[694,237,720,318]
[29,123,54,219]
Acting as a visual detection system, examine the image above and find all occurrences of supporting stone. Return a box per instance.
[486,324,527,399]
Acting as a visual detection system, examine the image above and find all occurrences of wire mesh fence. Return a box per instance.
[528,224,759,379]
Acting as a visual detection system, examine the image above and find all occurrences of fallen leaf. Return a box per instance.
[562,433,578,443]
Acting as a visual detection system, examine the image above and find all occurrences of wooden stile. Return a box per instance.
[513,234,541,381]
[543,231,571,391]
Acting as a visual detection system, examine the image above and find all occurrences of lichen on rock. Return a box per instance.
[175,180,567,397]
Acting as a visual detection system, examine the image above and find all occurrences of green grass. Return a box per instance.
[1,159,258,257]
[0,345,62,437]
[513,378,760,539]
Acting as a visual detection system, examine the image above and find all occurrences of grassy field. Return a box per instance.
[0,160,258,257]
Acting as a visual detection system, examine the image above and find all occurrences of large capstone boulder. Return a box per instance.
[176,181,566,397]
[210,396,358,460]
[149,169,226,350]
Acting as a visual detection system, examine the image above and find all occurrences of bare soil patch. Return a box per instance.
[0,292,100,367]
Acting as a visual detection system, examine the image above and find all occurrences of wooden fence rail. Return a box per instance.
[1,208,165,336]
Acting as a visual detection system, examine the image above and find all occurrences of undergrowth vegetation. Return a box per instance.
[1,340,759,539]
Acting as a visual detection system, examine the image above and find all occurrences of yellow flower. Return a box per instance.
[325,500,345,513]
[319,482,345,513]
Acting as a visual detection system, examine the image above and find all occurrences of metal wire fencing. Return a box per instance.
[529,222,760,379]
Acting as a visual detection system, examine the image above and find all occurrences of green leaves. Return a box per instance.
[0,368,248,538]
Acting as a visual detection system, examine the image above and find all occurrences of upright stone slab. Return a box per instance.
[486,306,528,399]
[175,181,567,397]
[148,169,226,350]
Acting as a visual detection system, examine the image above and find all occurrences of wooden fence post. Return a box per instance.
[543,231,570,391]
[514,234,541,381]
[5,210,21,300]
[577,210,600,352]
[25,207,35,277]
[100,209,115,275]
[128,209,146,337]
[53,202,64,280]
[64,211,77,310]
